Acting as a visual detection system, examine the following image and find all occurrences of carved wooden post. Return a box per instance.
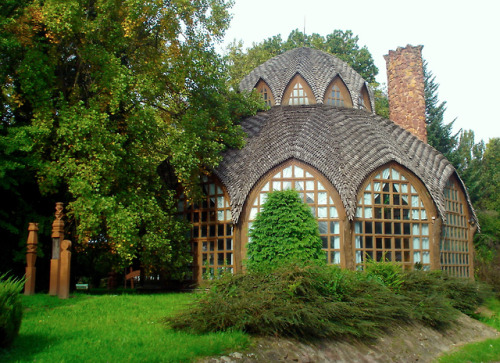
[24,223,39,295]
[49,202,64,296]
[58,240,72,299]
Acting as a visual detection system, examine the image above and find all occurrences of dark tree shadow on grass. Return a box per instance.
[0,333,58,362]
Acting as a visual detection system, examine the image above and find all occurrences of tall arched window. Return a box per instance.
[282,75,315,105]
[255,79,275,107]
[354,164,434,270]
[358,84,372,112]
[178,175,233,281]
[440,177,472,277]
[323,77,353,107]
[243,160,344,265]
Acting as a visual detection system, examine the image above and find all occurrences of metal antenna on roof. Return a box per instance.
[304,16,306,35]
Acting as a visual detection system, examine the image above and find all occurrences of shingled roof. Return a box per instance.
[213,105,475,225]
[239,47,374,110]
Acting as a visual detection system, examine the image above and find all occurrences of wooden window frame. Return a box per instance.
[323,77,353,108]
[255,79,275,107]
[240,159,346,267]
[282,74,316,105]
[440,175,473,278]
[359,84,372,112]
[177,175,234,282]
[354,163,437,271]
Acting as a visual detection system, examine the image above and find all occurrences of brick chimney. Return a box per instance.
[384,45,427,143]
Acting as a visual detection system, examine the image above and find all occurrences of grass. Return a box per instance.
[436,298,500,363]
[0,293,249,362]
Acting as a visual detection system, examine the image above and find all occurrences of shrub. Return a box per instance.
[475,244,500,298]
[0,273,24,348]
[439,273,491,315]
[364,258,403,292]
[168,264,412,339]
[169,260,489,339]
[246,190,325,271]
[398,270,458,327]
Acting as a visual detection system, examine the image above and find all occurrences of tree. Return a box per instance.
[0,0,261,275]
[247,190,325,271]
[423,60,459,161]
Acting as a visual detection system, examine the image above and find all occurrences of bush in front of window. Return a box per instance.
[246,190,325,272]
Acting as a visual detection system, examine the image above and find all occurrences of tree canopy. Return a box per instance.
[0,0,261,274]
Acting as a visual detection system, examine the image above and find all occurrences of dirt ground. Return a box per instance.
[200,313,499,363]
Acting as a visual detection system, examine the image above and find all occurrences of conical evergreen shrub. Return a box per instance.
[247,189,325,271]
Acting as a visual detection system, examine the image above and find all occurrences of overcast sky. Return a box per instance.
[220,0,499,144]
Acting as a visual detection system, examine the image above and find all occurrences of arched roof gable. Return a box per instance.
[240,47,369,109]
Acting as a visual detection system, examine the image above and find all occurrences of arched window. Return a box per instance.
[255,79,275,107]
[323,77,353,107]
[354,164,433,270]
[178,175,233,281]
[440,177,472,277]
[244,160,344,265]
[282,75,315,105]
[358,84,372,112]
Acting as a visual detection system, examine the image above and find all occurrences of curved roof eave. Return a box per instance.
[212,105,475,225]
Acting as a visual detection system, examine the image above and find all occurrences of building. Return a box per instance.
[175,45,476,283]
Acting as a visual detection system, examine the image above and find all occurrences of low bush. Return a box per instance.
[475,244,500,298]
[398,270,458,327]
[0,273,24,348]
[168,262,489,339]
[365,258,404,292]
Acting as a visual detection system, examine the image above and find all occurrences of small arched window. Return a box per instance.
[359,84,372,112]
[324,77,353,107]
[255,79,275,107]
[282,74,315,105]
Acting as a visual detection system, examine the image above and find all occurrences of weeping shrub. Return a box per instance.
[167,261,490,339]
[246,190,325,271]
[168,264,411,339]
[0,273,24,348]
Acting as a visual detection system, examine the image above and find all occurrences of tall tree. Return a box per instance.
[423,60,459,161]
[0,0,260,274]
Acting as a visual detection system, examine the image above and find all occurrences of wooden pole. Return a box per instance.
[58,240,72,299]
[24,223,38,295]
[49,202,64,296]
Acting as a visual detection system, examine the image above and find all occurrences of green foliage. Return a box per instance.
[168,263,487,339]
[424,60,459,160]
[365,258,403,292]
[168,265,408,339]
[0,0,261,272]
[0,273,24,348]
[246,190,325,271]
[0,293,249,362]
[475,243,500,297]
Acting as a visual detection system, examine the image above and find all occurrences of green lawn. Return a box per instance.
[436,298,500,363]
[0,293,249,363]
